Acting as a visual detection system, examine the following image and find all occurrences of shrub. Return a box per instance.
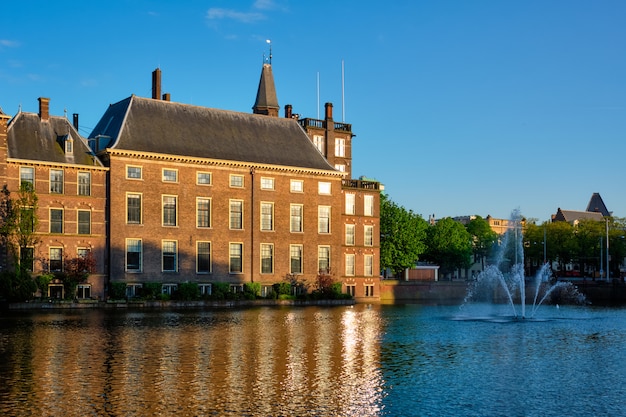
[176,282,199,300]
[211,282,231,300]
[142,283,162,300]
[243,282,261,300]
[108,282,127,300]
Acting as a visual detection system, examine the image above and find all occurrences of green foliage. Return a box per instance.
[273,281,292,296]
[176,282,199,300]
[109,282,127,300]
[466,215,498,265]
[142,282,162,300]
[243,282,261,299]
[380,193,428,277]
[0,269,36,302]
[211,282,232,300]
[423,217,473,276]
[35,273,54,298]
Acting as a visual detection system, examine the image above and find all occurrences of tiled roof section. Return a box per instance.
[90,95,336,171]
[586,192,610,216]
[253,63,279,114]
[553,208,604,223]
[7,112,101,166]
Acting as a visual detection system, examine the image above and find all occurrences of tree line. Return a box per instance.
[380,193,626,280]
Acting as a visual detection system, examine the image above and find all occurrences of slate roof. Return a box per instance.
[7,112,101,166]
[89,95,336,172]
[586,192,611,216]
[253,63,279,113]
[553,208,604,223]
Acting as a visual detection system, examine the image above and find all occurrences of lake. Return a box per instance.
[1,303,625,416]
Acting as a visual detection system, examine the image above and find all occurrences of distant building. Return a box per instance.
[552,192,610,225]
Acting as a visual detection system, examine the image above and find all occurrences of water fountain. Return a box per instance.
[462,209,585,319]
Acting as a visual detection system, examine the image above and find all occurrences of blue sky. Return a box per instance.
[1,1,625,222]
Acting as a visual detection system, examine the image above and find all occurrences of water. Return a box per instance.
[1,304,626,416]
[465,210,585,319]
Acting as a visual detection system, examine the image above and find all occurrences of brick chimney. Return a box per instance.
[162,93,171,101]
[38,97,50,121]
[324,102,333,120]
[152,68,162,100]
[284,104,292,119]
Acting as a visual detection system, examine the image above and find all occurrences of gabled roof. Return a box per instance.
[89,95,336,172]
[7,112,101,167]
[553,208,604,224]
[586,192,611,216]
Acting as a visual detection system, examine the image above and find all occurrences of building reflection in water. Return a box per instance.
[0,305,384,416]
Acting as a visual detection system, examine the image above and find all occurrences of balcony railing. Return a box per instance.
[298,118,352,133]
[342,179,380,190]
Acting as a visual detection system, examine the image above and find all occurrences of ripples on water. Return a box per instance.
[1,304,626,416]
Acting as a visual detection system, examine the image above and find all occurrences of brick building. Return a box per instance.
[0,99,108,298]
[0,61,380,301]
[88,64,381,300]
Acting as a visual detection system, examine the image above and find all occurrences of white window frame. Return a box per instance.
[290,179,303,193]
[313,135,324,154]
[229,200,244,230]
[162,195,178,227]
[335,138,345,157]
[162,168,178,183]
[318,182,331,195]
[346,224,355,246]
[290,204,303,233]
[364,195,375,217]
[50,169,64,194]
[364,254,374,276]
[126,165,142,180]
[78,171,91,196]
[196,197,212,228]
[50,208,63,234]
[127,193,142,224]
[260,243,274,274]
[318,246,330,274]
[49,247,63,272]
[229,242,243,274]
[318,206,331,234]
[230,174,244,188]
[126,238,142,272]
[345,253,355,276]
[261,202,274,231]
[364,225,374,247]
[345,193,355,215]
[162,240,178,272]
[197,171,212,185]
[20,167,34,187]
[290,244,303,275]
[197,241,212,274]
[77,210,91,235]
[260,177,275,190]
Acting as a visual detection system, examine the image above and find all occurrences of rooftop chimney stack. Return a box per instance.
[162,93,171,102]
[152,68,162,100]
[73,113,79,130]
[324,102,333,120]
[284,104,292,119]
[38,97,50,121]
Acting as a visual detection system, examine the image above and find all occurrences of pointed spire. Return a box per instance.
[253,58,279,117]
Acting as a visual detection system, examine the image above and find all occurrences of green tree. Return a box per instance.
[466,216,498,269]
[547,221,577,276]
[379,193,428,277]
[0,183,39,301]
[423,217,472,278]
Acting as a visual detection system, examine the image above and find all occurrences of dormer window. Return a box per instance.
[65,138,73,154]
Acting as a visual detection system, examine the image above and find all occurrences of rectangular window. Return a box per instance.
[77,248,90,258]
[346,285,356,297]
[229,243,243,273]
[335,138,345,157]
[197,172,212,185]
[78,172,91,196]
[318,182,331,195]
[364,255,374,276]
[50,169,64,194]
[65,139,73,154]
[126,239,142,272]
[260,177,274,190]
[50,209,63,233]
[313,135,324,154]
[199,283,212,296]
[290,204,303,232]
[318,206,331,234]
[20,167,34,187]
[230,200,243,230]
[197,241,211,274]
[197,197,211,228]
[78,210,91,235]
[261,243,273,274]
[290,179,303,193]
[50,247,63,272]
[230,174,244,188]
[364,195,375,217]
[261,202,274,231]
[162,284,178,295]
[127,166,142,179]
[318,246,330,273]
[162,195,177,226]
[127,193,142,224]
[162,240,178,272]
[346,224,355,245]
[335,164,346,172]
[290,244,303,274]
[345,193,355,215]
[77,284,91,299]
[162,168,178,183]
[365,284,375,297]
[364,225,374,246]
[346,254,355,276]
[20,247,34,272]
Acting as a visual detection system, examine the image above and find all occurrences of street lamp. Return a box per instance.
[606,218,610,282]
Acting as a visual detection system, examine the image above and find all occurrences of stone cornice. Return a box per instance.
[7,158,109,171]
